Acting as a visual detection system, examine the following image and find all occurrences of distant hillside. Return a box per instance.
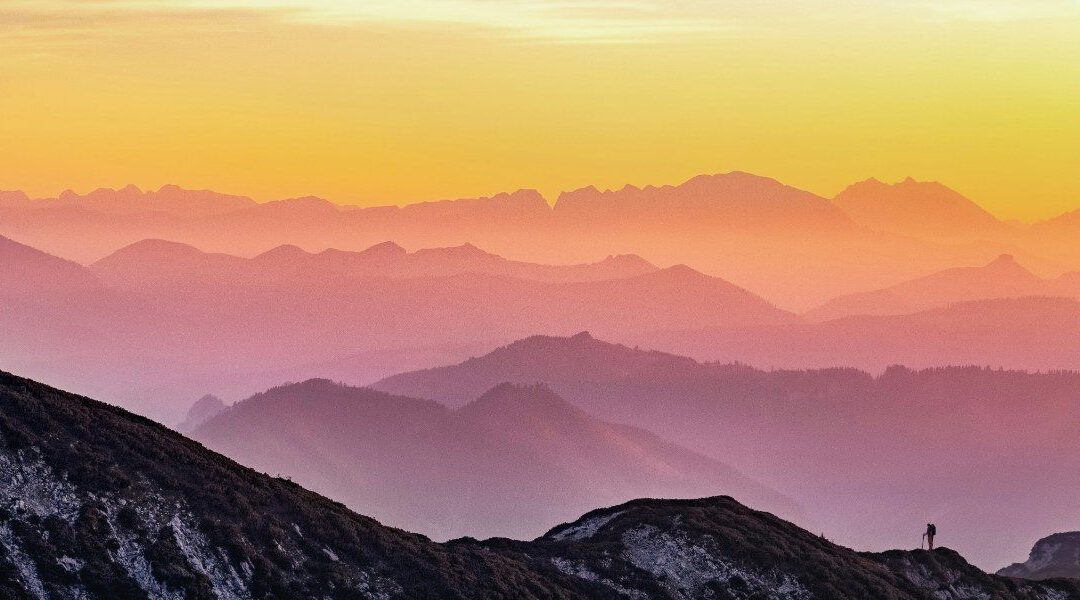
[0,234,102,302]
[805,254,1056,321]
[3,369,1074,599]
[375,331,1080,569]
[191,380,799,541]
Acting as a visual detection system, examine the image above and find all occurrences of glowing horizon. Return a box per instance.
[2,0,1079,220]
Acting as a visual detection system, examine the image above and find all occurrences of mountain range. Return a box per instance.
[10,228,1080,424]
[374,331,1080,569]
[3,369,1077,599]
[189,379,799,541]
[4,171,1071,309]
[0,233,794,422]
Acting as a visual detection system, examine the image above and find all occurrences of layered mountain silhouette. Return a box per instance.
[4,172,1061,309]
[999,533,1080,580]
[8,225,1080,409]
[189,379,799,541]
[3,369,1075,599]
[375,332,1080,568]
[9,232,1080,427]
[4,235,798,422]
[805,254,1057,321]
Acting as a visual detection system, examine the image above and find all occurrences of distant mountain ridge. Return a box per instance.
[3,233,794,424]
[834,177,1004,238]
[3,369,1076,599]
[553,171,850,230]
[92,238,658,285]
[805,253,1062,321]
[5,171,1070,310]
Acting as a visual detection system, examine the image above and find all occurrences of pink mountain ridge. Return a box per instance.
[5,171,1072,309]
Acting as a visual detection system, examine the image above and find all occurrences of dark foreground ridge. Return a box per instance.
[2,370,1078,599]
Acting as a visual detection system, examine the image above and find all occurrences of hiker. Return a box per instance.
[924,523,937,550]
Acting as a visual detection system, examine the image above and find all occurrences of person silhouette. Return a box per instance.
[925,523,937,550]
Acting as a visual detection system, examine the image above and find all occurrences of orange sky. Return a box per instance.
[1,0,1078,220]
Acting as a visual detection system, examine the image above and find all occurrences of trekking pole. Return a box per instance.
[920,533,925,550]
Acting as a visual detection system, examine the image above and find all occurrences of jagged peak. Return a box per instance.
[263,195,337,210]
[839,177,889,194]
[652,263,708,280]
[986,253,1018,267]
[598,253,654,268]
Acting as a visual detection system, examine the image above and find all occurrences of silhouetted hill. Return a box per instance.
[806,254,1053,321]
[376,331,695,407]
[0,234,101,301]
[834,177,1004,238]
[375,331,1080,568]
[3,370,1073,598]
[91,238,247,288]
[999,532,1080,580]
[191,380,799,541]
[176,394,226,434]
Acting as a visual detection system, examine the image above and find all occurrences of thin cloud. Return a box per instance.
[0,0,738,44]
[916,0,1080,22]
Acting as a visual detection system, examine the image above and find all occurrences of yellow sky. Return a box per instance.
[1,0,1078,220]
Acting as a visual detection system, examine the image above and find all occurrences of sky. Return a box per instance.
[1,0,1078,220]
